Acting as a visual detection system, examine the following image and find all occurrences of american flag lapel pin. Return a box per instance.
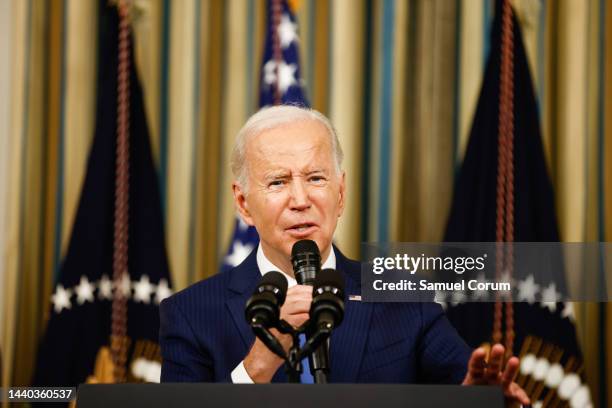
[348,295,362,301]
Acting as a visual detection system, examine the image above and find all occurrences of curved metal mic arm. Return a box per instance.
[250,318,333,383]
[249,318,302,382]
[295,323,332,362]
[250,321,287,360]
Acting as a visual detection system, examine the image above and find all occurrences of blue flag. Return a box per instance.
[443,1,590,406]
[32,1,172,387]
[221,0,309,272]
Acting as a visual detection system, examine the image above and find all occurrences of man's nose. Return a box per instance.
[289,179,311,211]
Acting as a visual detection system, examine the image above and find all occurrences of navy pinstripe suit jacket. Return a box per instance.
[159,247,471,383]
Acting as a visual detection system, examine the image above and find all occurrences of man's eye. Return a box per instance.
[310,176,326,183]
[269,180,285,187]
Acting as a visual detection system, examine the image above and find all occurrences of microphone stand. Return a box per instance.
[296,321,333,384]
[310,340,329,384]
[304,326,329,383]
[251,318,333,383]
[277,320,302,383]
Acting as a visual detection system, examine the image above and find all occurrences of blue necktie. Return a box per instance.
[299,333,314,383]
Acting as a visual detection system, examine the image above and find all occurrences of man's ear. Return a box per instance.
[232,182,255,226]
[337,171,346,218]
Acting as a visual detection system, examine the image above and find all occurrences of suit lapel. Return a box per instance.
[330,249,373,382]
[226,250,260,351]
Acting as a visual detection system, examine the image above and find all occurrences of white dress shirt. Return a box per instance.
[230,244,336,383]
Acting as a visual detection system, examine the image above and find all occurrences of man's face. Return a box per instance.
[233,119,345,272]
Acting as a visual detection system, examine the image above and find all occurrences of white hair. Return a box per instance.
[231,105,344,193]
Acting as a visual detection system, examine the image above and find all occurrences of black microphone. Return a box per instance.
[298,268,345,364]
[311,268,345,331]
[291,239,320,285]
[245,271,288,326]
[245,271,288,359]
[291,239,333,383]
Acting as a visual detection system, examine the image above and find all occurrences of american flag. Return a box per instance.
[221,0,309,272]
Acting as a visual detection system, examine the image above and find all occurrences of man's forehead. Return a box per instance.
[243,122,335,177]
[246,122,332,156]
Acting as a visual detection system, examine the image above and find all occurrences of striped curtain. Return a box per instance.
[0,0,610,404]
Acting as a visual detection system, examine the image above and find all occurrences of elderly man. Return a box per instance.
[159,106,529,405]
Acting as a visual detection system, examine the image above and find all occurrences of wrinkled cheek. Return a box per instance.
[263,196,290,225]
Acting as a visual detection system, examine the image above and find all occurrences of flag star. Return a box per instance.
[434,290,447,303]
[517,274,540,304]
[540,282,561,313]
[154,278,173,305]
[225,241,255,267]
[541,301,557,313]
[133,275,154,304]
[114,273,132,298]
[75,276,95,305]
[51,284,72,313]
[277,61,297,93]
[98,274,113,300]
[277,14,298,49]
[561,302,575,321]
[450,290,467,306]
[262,60,297,94]
[263,60,278,86]
[237,217,250,232]
[434,291,447,310]
[541,282,561,302]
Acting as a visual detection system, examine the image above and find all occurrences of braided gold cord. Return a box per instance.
[111,0,131,382]
[493,0,515,355]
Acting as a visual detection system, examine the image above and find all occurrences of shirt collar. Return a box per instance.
[256,244,336,288]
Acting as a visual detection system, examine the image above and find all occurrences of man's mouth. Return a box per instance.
[286,223,318,236]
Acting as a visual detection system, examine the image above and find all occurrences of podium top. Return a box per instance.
[77,383,504,408]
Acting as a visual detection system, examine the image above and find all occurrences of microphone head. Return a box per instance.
[245,271,288,327]
[291,240,321,285]
[311,268,345,328]
[314,268,345,298]
[258,271,288,305]
[291,239,320,258]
